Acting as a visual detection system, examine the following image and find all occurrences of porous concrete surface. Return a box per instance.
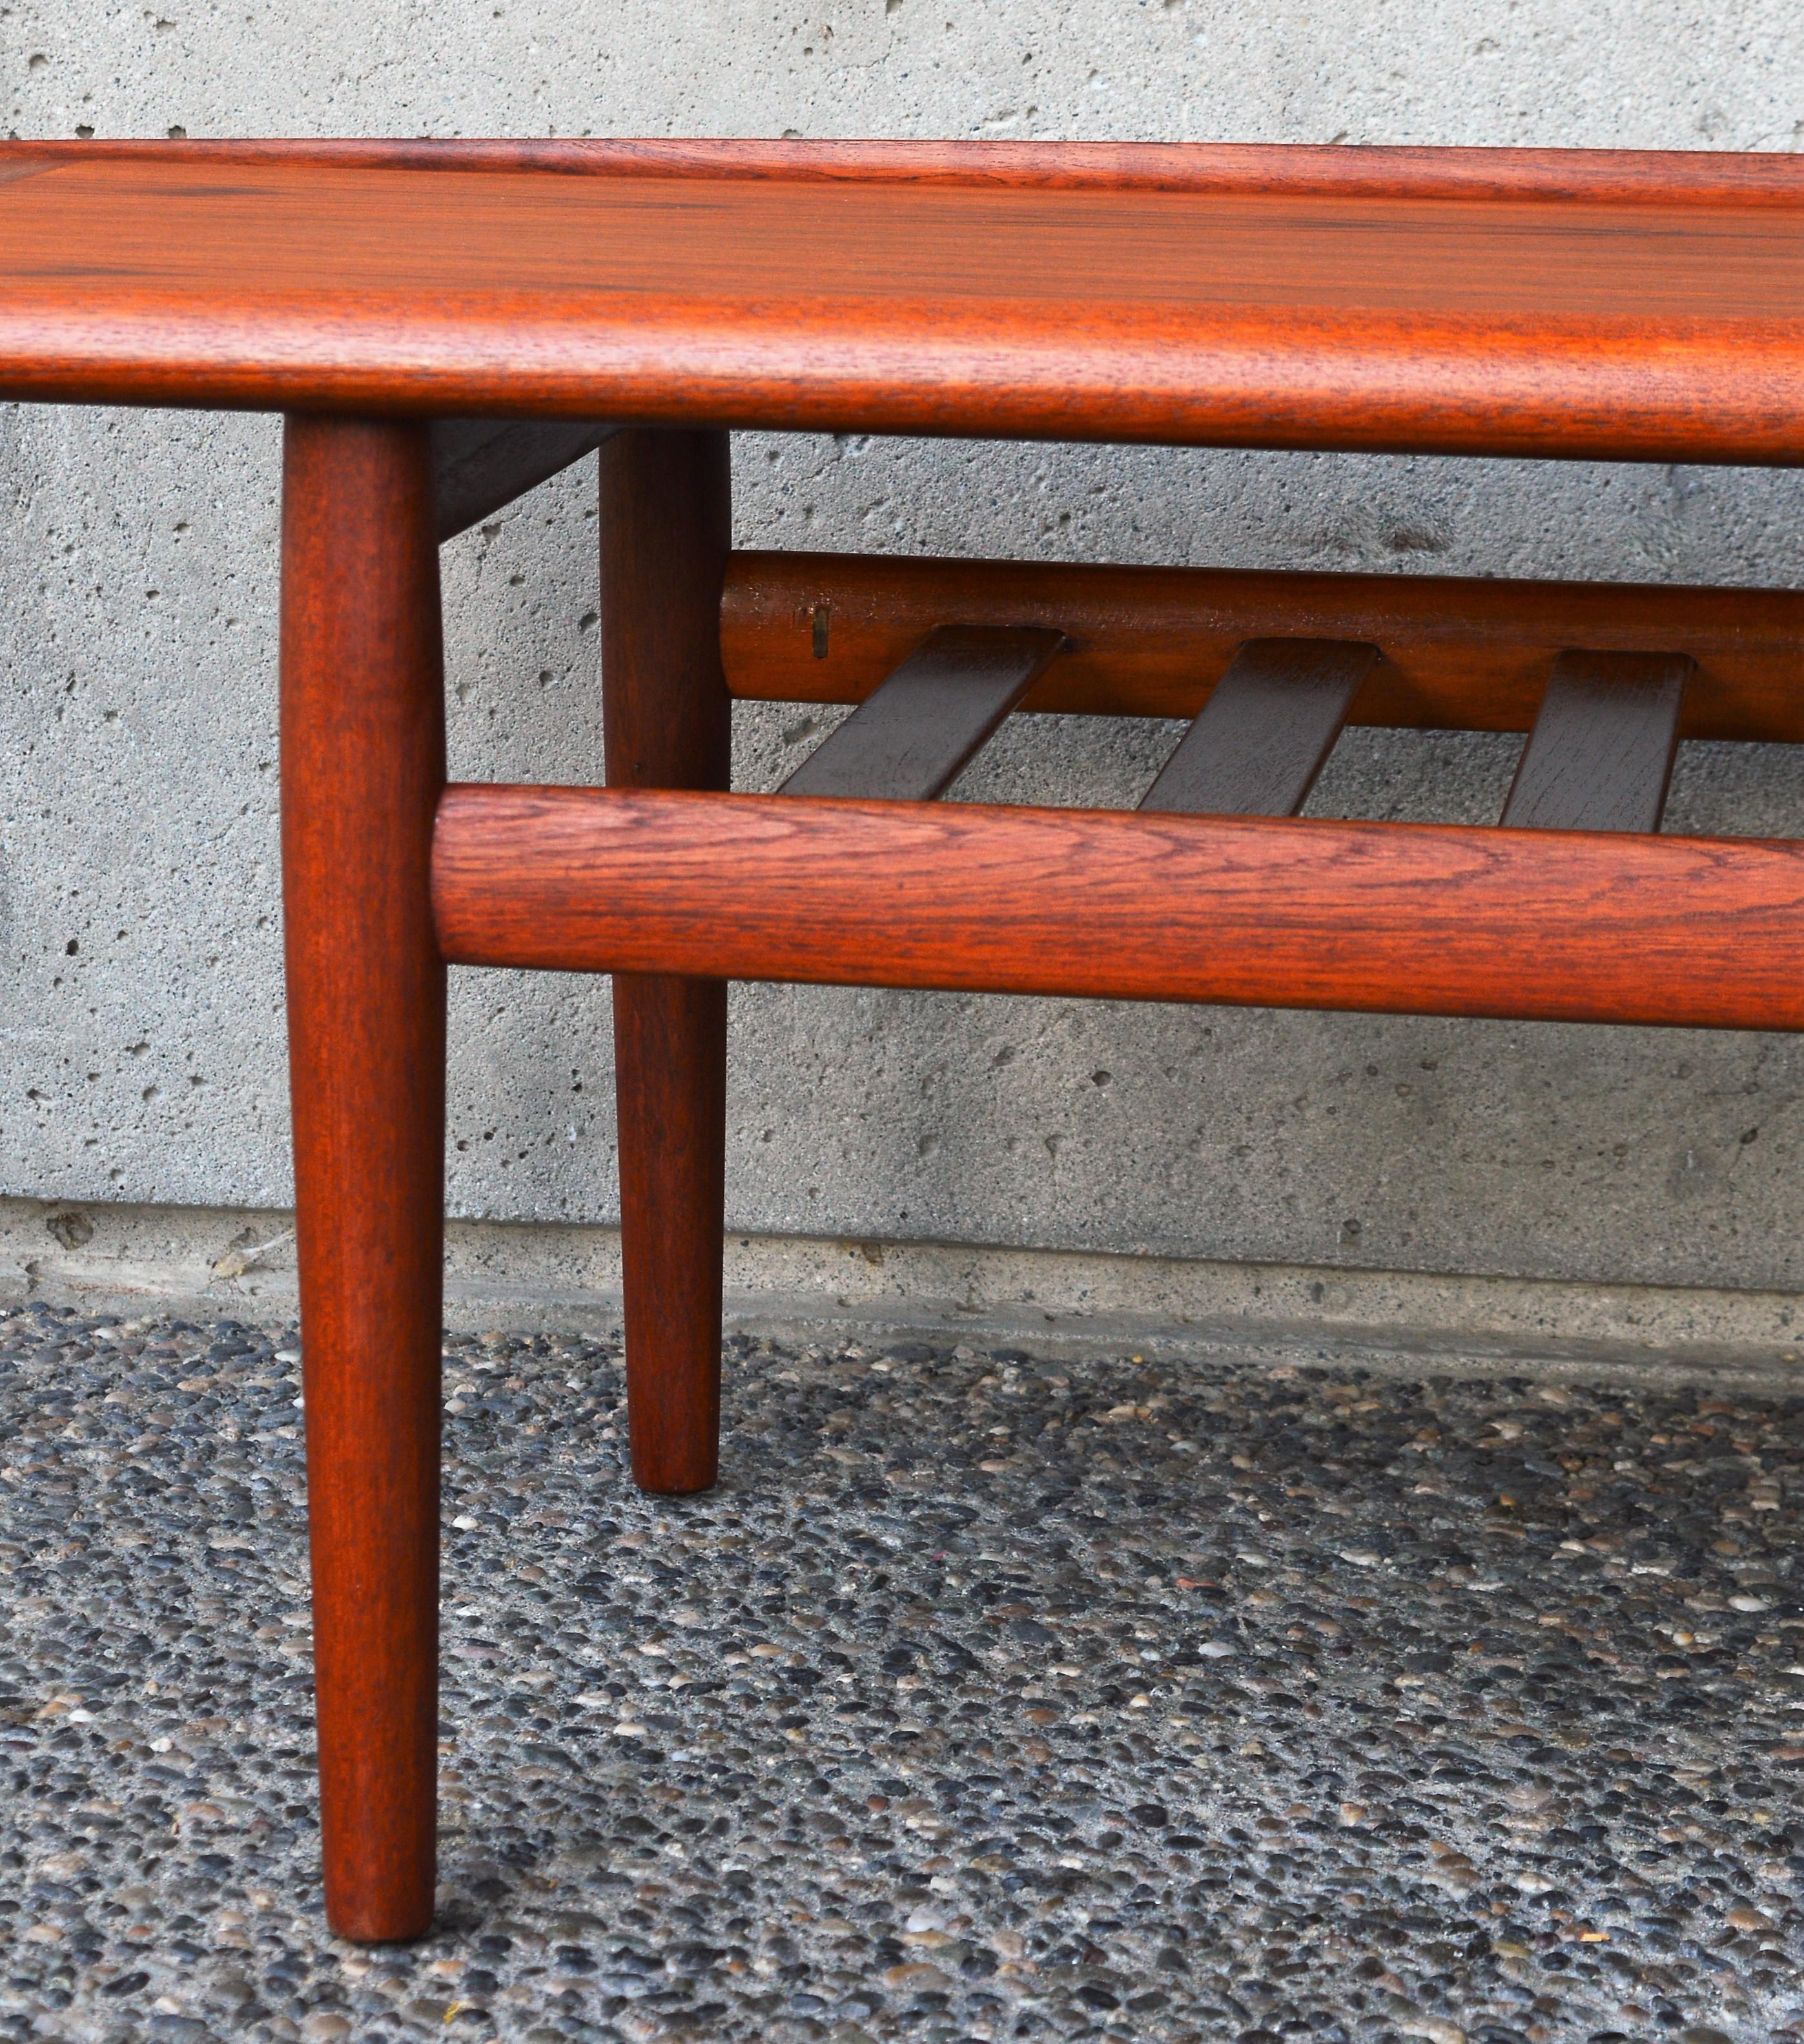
[10,4,1804,1301]
[6,1303,1804,2043]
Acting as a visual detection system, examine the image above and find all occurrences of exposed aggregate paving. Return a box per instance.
[1,1302,1803,2044]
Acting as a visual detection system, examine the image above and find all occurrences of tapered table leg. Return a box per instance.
[600,429,732,1496]
[281,415,446,1941]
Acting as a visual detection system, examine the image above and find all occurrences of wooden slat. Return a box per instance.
[431,418,616,542]
[779,626,1065,801]
[1502,650,1692,832]
[721,550,1804,745]
[431,786,1804,1034]
[2,149,1802,462]
[1139,638,1377,815]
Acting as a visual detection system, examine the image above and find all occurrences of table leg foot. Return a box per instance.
[615,971,727,1494]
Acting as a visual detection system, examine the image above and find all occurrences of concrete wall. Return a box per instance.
[7,0,1804,1309]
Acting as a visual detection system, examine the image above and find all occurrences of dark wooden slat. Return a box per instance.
[780,625,1065,801]
[1139,637,1378,815]
[431,417,617,543]
[1501,649,1694,832]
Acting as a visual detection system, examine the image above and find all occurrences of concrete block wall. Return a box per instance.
[6,0,1804,1320]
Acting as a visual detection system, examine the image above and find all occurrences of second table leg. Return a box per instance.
[600,428,732,1497]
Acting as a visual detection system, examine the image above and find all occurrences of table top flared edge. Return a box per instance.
[0,137,1800,465]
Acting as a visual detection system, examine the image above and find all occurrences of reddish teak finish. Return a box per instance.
[431,786,1804,1035]
[600,431,733,1497]
[1,141,1802,459]
[280,418,445,1942]
[17,138,1804,1946]
[10,134,1804,200]
[721,550,1804,742]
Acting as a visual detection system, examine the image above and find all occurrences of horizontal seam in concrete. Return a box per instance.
[6,1195,1804,1389]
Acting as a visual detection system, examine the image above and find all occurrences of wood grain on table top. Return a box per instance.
[1,141,1801,459]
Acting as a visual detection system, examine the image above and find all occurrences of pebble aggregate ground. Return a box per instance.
[1,1303,1802,2044]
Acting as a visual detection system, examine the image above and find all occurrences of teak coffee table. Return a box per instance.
[6,136,1804,1939]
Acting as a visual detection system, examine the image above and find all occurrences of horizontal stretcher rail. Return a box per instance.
[431,786,1804,1033]
[720,551,1804,743]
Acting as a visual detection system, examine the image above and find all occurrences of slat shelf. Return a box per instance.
[1139,638,1377,816]
[1501,649,1692,833]
[779,625,1065,802]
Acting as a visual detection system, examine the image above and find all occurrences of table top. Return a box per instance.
[1,139,1801,462]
